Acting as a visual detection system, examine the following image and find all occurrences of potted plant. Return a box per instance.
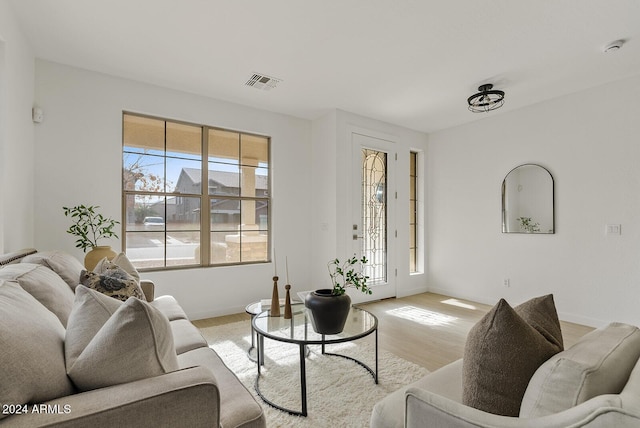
[305,255,371,334]
[63,205,120,270]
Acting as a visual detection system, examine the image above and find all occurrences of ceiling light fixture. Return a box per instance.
[467,83,505,113]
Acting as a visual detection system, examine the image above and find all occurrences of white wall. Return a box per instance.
[428,74,640,327]
[0,0,35,252]
[34,60,311,320]
[311,109,429,302]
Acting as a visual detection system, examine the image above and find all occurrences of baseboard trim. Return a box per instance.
[427,286,605,328]
[188,305,247,322]
[397,286,429,298]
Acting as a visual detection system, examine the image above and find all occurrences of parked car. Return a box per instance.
[143,216,165,230]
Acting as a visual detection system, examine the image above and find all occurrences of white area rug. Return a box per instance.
[198,320,429,427]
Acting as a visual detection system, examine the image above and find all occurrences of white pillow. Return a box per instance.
[95,252,140,283]
[0,263,75,326]
[65,285,123,364]
[22,250,85,291]
[65,286,178,391]
[0,280,74,419]
[520,322,640,417]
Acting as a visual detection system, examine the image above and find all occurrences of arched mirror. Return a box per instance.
[502,164,554,234]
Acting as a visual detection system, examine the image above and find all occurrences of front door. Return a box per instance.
[351,132,396,300]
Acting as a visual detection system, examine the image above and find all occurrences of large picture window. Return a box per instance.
[122,113,270,270]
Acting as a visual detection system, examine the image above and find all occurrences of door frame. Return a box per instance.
[349,129,397,302]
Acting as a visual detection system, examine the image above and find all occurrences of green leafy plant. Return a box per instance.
[517,216,540,233]
[327,256,372,296]
[63,205,120,252]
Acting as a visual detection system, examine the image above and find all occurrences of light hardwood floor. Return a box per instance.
[193,292,594,372]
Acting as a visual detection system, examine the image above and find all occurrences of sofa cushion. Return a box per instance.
[22,250,85,291]
[462,295,563,416]
[0,262,75,327]
[151,295,189,321]
[178,347,266,428]
[0,280,75,420]
[80,260,145,301]
[520,322,640,417]
[171,319,209,354]
[371,359,462,428]
[66,287,179,391]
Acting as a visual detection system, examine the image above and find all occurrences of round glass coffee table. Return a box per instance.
[252,302,378,417]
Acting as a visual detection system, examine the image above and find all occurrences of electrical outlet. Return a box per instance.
[503,278,510,287]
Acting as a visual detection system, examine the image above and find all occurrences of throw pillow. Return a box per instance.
[65,285,123,364]
[0,280,75,420]
[515,294,564,350]
[462,295,563,416]
[0,262,75,327]
[80,260,145,301]
[65,291,179,391]
[520,322,640,417]
[112,252,141,282]
[22,250,85,291]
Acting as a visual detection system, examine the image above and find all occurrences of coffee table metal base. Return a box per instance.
[254,331,378,417]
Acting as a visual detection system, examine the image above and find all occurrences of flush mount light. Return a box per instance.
[467,83,505,113]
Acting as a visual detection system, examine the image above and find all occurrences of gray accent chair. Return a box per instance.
[371,322,640,428]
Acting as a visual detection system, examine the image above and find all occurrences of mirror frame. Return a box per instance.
[501,163,555,234]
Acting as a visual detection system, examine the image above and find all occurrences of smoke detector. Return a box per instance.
[245,73,282,91]
[604,40,624,53]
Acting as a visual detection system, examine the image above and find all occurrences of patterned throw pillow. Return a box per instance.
[80,261,145,301]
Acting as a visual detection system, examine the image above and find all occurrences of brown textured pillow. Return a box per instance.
[462,295,563,416]
[80,261,145,301]
[515,294,563,350]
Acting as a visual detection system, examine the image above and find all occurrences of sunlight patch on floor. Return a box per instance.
[386,306,457,326]
[441,298,477,310]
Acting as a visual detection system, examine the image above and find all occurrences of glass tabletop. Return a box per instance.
[252,303,378,345]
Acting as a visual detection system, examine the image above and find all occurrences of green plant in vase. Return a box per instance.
[63,205,120,269]
[306,255,372,334]
[327,255,372,296]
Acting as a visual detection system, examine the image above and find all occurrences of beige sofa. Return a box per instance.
[0,249,265,428]
[371,322,640,428]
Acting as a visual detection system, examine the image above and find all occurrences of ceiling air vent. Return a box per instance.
[245,73,282,91]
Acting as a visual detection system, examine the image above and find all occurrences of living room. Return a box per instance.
[3,0,639,325]
[1,1,640,426]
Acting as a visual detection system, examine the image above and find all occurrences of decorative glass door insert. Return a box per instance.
[361,149,387,283]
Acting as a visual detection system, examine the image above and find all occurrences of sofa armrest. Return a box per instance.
[0,366,219,428]
[405,387,639,428]
[140,279,155,302]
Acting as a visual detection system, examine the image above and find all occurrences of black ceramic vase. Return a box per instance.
[304,289,351,334]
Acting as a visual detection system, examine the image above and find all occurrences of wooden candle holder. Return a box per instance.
[284,284,292,319]
[270,276,280,317]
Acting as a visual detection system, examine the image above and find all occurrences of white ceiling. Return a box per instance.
[8,0,640,133]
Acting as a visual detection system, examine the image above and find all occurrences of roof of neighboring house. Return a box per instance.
[177,168,268,190]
